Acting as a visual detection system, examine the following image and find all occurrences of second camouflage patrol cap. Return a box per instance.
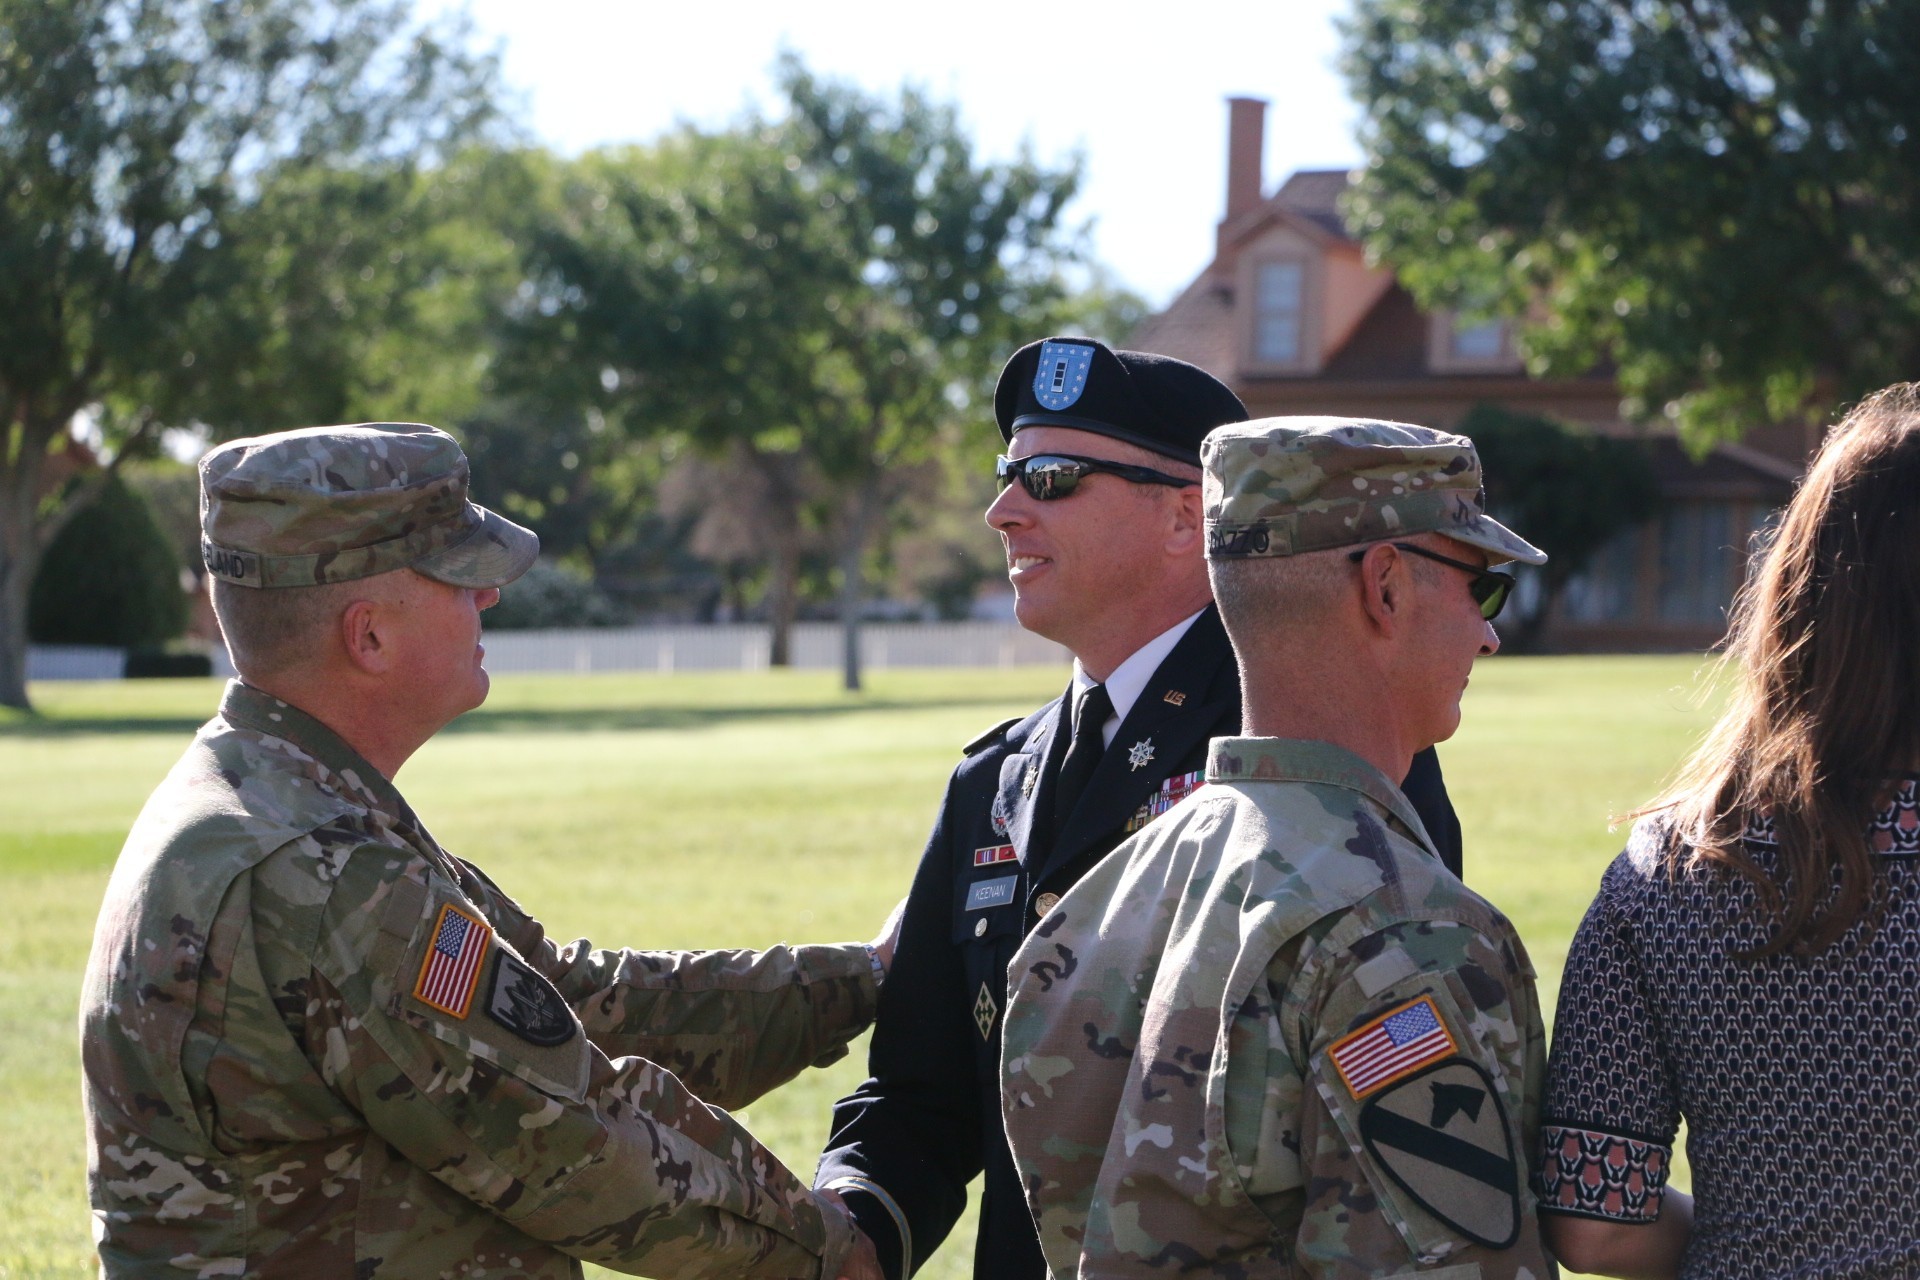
[994,336,1249,465]
[1202,416,1548,565]
[200,423,540,589]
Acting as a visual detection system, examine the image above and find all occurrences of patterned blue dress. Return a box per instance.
[1539,781,1920,1277]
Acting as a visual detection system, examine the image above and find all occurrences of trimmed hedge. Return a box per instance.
[29,474,187,648]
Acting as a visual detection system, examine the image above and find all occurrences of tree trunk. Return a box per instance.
[766,538,801,668]
[836,493,879,693]
[737,447,809,669]
[0,549,33,711]
[0,435,47,712]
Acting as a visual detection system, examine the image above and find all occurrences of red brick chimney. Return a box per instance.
[1225,96,1268,222]
[1219,96,1268,259]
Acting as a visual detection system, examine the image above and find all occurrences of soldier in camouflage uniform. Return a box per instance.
[1001,418,1558,1278]
[80,423,886,1279]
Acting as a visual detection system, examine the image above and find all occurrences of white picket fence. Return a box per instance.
[26,645,126,680]
[28,622,1070,681]
[478,621,1069,674]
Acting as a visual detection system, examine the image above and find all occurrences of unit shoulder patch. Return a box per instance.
[1358,1059,1521,1248]
[483,950,577,1047]
[963,717,1021,756]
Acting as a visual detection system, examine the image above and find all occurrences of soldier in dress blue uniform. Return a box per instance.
[815,338,1464,1280]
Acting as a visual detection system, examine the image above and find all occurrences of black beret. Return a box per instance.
[993,336,1249,465]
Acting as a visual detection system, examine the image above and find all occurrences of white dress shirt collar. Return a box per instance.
[1071,608,1206,749]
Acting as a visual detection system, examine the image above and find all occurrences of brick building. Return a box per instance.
[1131,97,1807,650]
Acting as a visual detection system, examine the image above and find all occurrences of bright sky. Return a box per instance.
[422,0,1368,308]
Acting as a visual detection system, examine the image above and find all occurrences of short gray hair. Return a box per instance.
[1208,550,1350,651]
[210,577,362,680]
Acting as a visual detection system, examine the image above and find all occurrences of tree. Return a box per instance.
[0,0,500,708]
[1341,0,1920,448]
[501,58,1081,686]
[1458,404,1661,651]
[778,59,1081,688]
[28,473,185,648]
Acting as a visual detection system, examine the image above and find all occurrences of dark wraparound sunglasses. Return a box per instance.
[1348,541,1515,621]
[995,453,1196,501]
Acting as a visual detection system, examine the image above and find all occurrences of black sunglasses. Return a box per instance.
[1348,541,1515,621]
[995,453,1196,501]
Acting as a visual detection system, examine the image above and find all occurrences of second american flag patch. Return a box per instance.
[1328,994,1458,1099]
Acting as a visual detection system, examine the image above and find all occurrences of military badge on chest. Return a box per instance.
[973,983,997,1041]
[484,951,577,1046]
[1124,769,1208,834]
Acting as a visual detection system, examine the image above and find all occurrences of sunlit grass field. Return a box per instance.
[0,656,1723,1278]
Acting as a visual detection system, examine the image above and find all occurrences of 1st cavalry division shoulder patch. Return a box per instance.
[1358,1059,1522,1248]
[414,902,491,1018]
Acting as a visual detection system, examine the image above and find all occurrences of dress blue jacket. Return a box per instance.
[818,607,1463,1279]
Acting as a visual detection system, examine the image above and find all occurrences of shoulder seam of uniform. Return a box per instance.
[962,716,1021,756]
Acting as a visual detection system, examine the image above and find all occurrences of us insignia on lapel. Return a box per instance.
[1162,690,1186,706]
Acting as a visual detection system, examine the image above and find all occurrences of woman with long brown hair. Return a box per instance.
[1536,383,1920,1278]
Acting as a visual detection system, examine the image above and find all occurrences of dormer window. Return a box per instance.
[1450,319,1505,361]
[1254,261,1305,363]
[1429,310,1524,373]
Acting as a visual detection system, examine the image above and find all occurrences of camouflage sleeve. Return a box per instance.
[311,847,860,1279]
[459,858,879,1110]
[1279,915,1554,1278]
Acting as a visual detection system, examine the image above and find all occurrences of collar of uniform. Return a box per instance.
[1071,607,1206,749]
[1205,736,1436,857]
[217,680,410,821]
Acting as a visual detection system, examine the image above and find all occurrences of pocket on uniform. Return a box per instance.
[1308,980,1525,1262]
[383,892,591,1104]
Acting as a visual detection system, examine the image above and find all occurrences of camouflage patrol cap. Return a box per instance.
[1202,416,1547,565]
[200,423,539,589]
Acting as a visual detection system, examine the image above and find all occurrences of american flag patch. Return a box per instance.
[973,844,1018,867]
[1328,995,1457,1098]
[413,902,490,1018]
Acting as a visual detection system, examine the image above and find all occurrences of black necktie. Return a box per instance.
[1052,683,1112,837]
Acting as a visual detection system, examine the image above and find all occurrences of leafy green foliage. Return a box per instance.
[28,474,184,647]
[1459,404,1662,650]
[0,0,503,707]
[495,58,1081,674]
[486,559,629,630]
[1341,0,1920,446]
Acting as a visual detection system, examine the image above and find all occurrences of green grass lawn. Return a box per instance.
[0,656,1725,1278]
